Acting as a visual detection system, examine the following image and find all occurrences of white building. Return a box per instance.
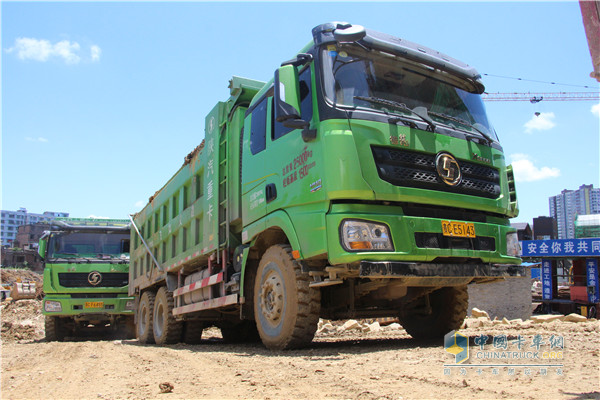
[549,184,600,239]
[1,208,69,246]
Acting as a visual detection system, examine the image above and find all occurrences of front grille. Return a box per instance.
[58,273,128,288]
[372,146,500,199]
[415,233,496,251]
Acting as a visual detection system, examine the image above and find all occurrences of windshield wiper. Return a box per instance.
[52,252,79,257]
[428,111,494,144]
[354,96,436,132]
[97,253,129,263]
[49,255,93,263]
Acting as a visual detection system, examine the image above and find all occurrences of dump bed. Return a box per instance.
[129,77,264,296]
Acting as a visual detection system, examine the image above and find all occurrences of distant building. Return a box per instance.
[575,214,600,238]
[1,208,68,246]
[0,248,43,271]
[14,224,51,250]
[549,184,600,239]
[511,222,533,241]
[533,216,558,240]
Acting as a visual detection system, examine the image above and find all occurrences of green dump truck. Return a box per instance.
[130,22,523,350]
[40,218,135,341]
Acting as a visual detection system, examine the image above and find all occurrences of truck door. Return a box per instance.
[241,67,314,226]
[241,96,270,225]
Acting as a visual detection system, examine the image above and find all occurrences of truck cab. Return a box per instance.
[240,22,522,344]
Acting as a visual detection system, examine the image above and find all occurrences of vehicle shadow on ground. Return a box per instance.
[28,327,135,343]
[122,335,444,357]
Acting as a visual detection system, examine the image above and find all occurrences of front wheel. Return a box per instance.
[399,286,468,339]
[253,245,320,350]
[117,317,136,339]
[45,316,68,342]
[182,320,204,344]
[220,320,261,343]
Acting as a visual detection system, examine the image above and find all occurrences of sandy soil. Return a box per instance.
[1,271,598,399]
[1,305,598,399]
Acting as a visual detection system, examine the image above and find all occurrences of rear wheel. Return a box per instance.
[137,291,155,344]
[253,245,320,350]
[45,316,68,342]
[182,321,204,344]
[153,287,183,345]
[399,286,468,339]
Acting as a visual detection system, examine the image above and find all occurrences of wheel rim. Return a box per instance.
[154,301,164,337]
[139,302,148,335]
[259,270,284,327]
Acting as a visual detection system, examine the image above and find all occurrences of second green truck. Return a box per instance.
[40,218,135,340]
[130,22,523,350]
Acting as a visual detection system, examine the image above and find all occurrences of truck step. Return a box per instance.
[172,294,238,315]
[309,279,343,288]
[173,272,223,297]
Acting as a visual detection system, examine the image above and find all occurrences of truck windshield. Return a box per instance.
[321,46,498,141]
[48,231,130,260]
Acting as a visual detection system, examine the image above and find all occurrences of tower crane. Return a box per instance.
[482,92,600,103]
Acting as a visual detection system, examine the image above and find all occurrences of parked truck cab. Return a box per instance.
[130,22,523,350]
[40,218,135,341]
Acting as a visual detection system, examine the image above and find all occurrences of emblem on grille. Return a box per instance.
[88,271,102,286]
[436,153,462,186]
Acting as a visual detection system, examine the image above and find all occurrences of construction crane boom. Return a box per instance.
[482,92,600,102]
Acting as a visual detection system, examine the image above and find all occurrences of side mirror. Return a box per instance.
[275,63,317,142]
[38,238,47,260]
[274,65,301,122]
[282,119,315,142]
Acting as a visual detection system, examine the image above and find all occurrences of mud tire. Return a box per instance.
[45,316,68,342]
[220,320,261,343]
[254,244,320,350]
[182,321,205,344]
[399,286,468,339]
[137,290,156,344]
[153,287,183,345]
[118,317,136,339]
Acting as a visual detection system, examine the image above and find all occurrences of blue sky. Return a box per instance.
[2,1,599,226]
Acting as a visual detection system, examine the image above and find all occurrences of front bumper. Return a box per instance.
[326,204,521,266]
[42,294,134,317]
[360,261,525,285]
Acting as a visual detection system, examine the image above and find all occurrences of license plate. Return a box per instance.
[442,220,476,238]
[84,301,104,309]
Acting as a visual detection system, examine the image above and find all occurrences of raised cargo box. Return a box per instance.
[130,77,264,297]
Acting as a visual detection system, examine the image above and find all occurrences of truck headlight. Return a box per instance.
[44,300,62,312]
[125,300,135,310]
[340,220,393,252]
[506,232,520,257]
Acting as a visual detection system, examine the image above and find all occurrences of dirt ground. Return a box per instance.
[1,271,599,399]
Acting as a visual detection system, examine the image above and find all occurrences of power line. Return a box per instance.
[482,73,598,89]
[483,92,600,102]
